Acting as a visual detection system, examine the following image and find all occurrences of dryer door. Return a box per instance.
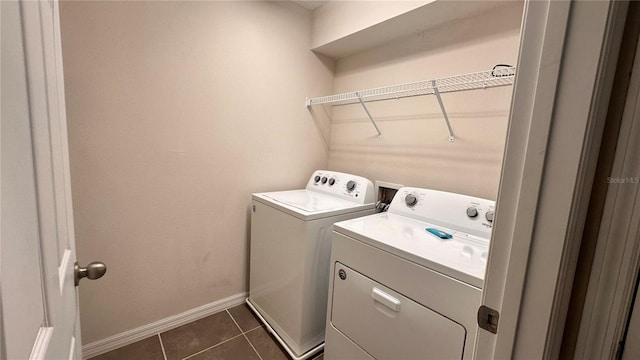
[330,263,467,359]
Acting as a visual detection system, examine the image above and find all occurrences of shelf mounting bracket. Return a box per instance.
[432,80,455,142]
[356,92,382,138]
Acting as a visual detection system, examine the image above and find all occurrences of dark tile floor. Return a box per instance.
[89,304,324,360]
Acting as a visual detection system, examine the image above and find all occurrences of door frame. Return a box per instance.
[572,21,640,359]
[476,0,629,358]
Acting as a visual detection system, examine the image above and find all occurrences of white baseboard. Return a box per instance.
[82,292,247,359]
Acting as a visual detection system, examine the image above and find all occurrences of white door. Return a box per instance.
[475,0,628,358]
[1,1,101,359]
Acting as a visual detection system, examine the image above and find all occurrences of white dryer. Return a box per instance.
[248,170,375,359]
[325,187,495,360]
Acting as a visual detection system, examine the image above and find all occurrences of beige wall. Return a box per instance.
[327,2,523,200]
[59,1,333,343]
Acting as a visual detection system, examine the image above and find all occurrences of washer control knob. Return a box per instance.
[466,207,478,218]
[314,175,321,183]
[485,211,494,222]
[328,178,336,186]
[321,176,328,184]
[405,194,418,207]
[346,180,357,192]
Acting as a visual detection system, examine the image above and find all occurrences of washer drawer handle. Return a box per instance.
[372,287,401,312]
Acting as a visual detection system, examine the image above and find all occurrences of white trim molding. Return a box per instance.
[81,292,247,359]
[30,327,53,360]
[475,0,571,356]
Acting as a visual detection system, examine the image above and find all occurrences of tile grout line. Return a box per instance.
[244,324,263,333]
[179,333,246,360]
[226,309,264,360]
[157,333,168,360]
[242,331,264,360]
[225,309,243,334]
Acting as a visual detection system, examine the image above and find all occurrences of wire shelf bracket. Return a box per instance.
[305,66,516,142]
[432,79,455,142]
[356,92,382,138]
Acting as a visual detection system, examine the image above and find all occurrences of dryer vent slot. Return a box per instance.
[375,181,403,213]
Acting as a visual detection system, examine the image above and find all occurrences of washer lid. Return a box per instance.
[253,190,374,220]
[334,213,490,288]
[264,190,355,212]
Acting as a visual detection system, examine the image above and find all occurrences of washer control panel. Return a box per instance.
[389,187,496,239]
[306,170,375,204]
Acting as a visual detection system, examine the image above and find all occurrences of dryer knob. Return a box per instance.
[346,181,356,191]
[314,175,321,183]
[466,207,478,218]
[405,194,418,207]
[485,211,494,222]
[321,176,328,184]
[328,178,336,186]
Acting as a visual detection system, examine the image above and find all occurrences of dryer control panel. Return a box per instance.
[306,170,375,204]
[389,187,495,239]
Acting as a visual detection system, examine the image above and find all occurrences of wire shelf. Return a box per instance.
[305,66,516,107]
[305,66,516,142]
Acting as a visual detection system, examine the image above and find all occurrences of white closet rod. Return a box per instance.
[305,66,516,142]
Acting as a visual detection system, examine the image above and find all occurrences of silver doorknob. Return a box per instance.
[74,261,107,286]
